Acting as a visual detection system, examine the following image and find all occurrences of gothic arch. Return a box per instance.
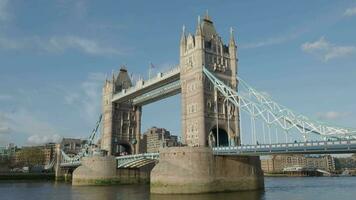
[208,126,229,147]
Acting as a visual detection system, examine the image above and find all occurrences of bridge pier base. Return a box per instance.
[72,156,118,185]
[72,156,153,185]
[150,147,264,194]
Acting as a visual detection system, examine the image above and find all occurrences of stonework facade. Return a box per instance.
[101,67,142,155]
[180,14,240,147]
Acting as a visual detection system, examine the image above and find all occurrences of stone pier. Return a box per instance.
[151,147,264,194]
[72,156,153,186]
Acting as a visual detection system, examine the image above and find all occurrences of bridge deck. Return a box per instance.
[213,140,356,155]
[112,67,180,104]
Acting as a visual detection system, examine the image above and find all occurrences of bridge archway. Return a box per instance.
[115,143,132,156]
[209,127,229,147]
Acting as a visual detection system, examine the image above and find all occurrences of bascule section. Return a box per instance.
[180,14,240,147]
[101,66,142,156]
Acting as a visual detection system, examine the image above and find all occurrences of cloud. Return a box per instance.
[240,31,304,49]
[47,36,123,56]
[0,124,10,134]
[64,72,105,123]
[316,111,351,121]
[56,0,87,19]
[27,134,62,145]
[344,7,356,17]
[301,37,356,61]
[0,109,63,145]
[0,0,9,21]
[0,35,125,56]
[0,94,12,101]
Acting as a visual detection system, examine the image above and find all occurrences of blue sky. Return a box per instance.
[0,0,355,146]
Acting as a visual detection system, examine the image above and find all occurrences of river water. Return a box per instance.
[1,177,356,200]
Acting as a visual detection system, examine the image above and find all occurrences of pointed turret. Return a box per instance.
[180,25,186,44]
[204,10,211,22]
[195,15,202,36]
[180,25,187,56]
[200,11,216,40]
[111,70,115,82]
[114,65,132,92]
[229,27,236,47]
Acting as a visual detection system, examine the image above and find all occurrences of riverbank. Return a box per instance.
[0,173,55,181]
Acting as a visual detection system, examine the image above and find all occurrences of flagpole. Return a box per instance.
[148,62,152,79]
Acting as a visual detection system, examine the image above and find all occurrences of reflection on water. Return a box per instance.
[1,177,356,200]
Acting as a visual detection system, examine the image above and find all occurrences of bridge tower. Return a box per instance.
[101,67,142,155]
[180,13,240,147]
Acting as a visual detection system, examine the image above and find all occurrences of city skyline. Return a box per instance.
[1,0,356,146]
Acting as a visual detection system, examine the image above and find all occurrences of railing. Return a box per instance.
[116,153,159,168]
[213,139,356,155]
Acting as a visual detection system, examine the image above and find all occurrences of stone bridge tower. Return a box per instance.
[101,67,142,155]
[180,14,240,147]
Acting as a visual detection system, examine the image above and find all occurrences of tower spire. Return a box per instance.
[204,10,211,21]
[196,15,202,36]
[229,27,236,46]
[180,24,186,43]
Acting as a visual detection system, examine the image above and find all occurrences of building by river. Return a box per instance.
[261,154,335,173]
[141,127,180,153]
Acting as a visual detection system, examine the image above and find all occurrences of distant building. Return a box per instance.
[0,143,17,172]
[261,154,335,173]
[13,143,56,167]
[334,154,356,170]
[61,138,86,155]
[142,127,180,153]
[0,143,17,160]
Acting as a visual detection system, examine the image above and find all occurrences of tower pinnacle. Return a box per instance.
[204,10,211,21]
[229,27,236,46]
[180,24,186,44]
[196,15,202,36]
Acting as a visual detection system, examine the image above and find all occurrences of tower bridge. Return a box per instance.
[54,13,356,194]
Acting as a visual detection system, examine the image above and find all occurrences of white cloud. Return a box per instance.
[0,0,9,21]
[241,36,290,49]
[301,37,356,61]
[316,111,351,121]
[344,7,356,17]
[64,72,105,123]
[240,31,304,49]
[0,109,63,145]
[27,134,62,145]
[56,0,87,19]
[0,35,125,56]
[0,94,12,101]
[47,36,123,56]
[0,124,10,134]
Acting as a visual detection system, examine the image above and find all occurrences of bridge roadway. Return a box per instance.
[213,140,356,155]
[111,66,180,104]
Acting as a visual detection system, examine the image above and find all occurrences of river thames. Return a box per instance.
[1,177,356,200]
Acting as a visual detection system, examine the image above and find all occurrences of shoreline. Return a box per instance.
[0,173,55,181]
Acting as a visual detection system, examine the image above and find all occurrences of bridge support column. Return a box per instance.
[72,155,154,185]
[54,144,65,181]
[72,156,118,185]
[134,106,142,154]
[151,147,264,194]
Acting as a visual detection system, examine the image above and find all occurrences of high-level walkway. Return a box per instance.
[111,66,180,105]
